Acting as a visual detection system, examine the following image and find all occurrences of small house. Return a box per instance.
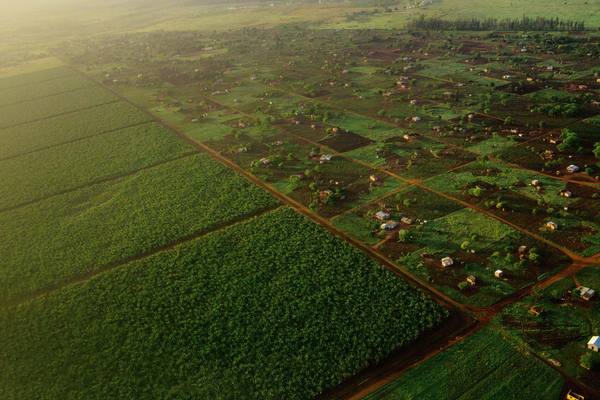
[545,221,558,231]
[566,164,580,174]
[494,269,504,279]
[588,336,600,352]
[319,154,333,163]
[528,305,543,317]
[411,116,421,123]
[369,175,381,184]
[259,157,271,166]
[531,179,540,187]
[401,216,414,225]
[560,189,573,198]
[381,220,400,231]
[441,257,454,269]
[375,211,391,221]
[518,245,528,260]
[579,287,595,301]
[466,275,477,287]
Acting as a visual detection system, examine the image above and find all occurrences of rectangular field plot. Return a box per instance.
[0,86,118,128]
[0,153,278,304]
[0,208,447,400]
[425,159,600,256]
[364,327,564,400]
[0,73,95,107]
[0,122,196,210]
[500,267,600,392]
[0,66,72,90]
[0,101,152,160]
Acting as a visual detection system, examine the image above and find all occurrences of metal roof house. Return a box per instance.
[588,336,600,352]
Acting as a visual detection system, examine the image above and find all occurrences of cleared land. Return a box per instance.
[0,207,447,400]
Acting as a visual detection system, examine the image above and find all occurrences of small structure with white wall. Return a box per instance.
[441,257,454,269]
[588,336,600,352]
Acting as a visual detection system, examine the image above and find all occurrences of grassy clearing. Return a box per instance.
[0,207,447,400]
[365,325,564,400]
[0,85,117,128]
[0,101,152,160]
[0,122,195,209]
[0,153,278,304]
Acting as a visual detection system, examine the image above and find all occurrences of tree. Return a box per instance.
[580,351,600,371]
[458,281,470,291]
[528,247,541,264]
[593,142,600,160]
[557,128,580,152]
[398,229,411,243]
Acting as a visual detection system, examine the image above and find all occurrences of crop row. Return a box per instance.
[365,326,563,399]
[0,207,447,400]
[0,66,72,90]
[0,85,118,129]
[0,73,95,107]
[0,101,151,160]
[0,153,278,304]
[0,122,195,210]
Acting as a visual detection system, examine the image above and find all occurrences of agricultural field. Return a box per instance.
[0,153,278,305]
[364,326,565,400]
[0,207,447,400]
[0,122,197,210]
[2,1,600,399]
[500,267,600,391]
[0,101,151,160]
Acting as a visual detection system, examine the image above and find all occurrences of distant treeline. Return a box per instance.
[408,15,586,31]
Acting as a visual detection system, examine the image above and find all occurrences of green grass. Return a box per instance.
[0,101,152,160]
[365,326,564,400]
[0,153,278,304]
[0,207,447,400]
[0,122,195,209]
[0,85,117,128]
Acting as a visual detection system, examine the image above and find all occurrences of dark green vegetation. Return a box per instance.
[0,122,196,209]
[0,101,151,160]
[0,207,447,400]
[364,326,564,399]
[0,85,117,128]
[500,267,600,390]
[0,153,278,304]
[408,15,587,31]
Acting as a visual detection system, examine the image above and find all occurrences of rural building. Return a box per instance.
[369,174,381,184]
[579,287,595,301]
[441,257,454,268]
[545,221,558,231]
[560,189,573,198]
[518,245,528,260]
[401,216,414,225]
[528,305,543,317]
[588,336,600,352]
[259,157,271,166]
[375,211,391,221]
[531,179,540,187]
[566,164,580,174]
[466,275,477,287]
[381,220,399,230]
[319,154,333,163]
[494,269,504,279]
[411,116,421,123]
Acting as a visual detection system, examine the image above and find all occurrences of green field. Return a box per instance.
[0,153,278,304]
[365,326,564,400]
[0,122,195,209]
[0,85,117,128]
[0,101,151,160]
[0,207,447,400]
